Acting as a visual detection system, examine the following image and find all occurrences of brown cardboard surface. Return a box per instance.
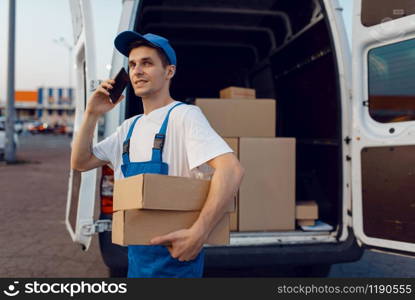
[195,99,276,137]
[298,219,315,226]
[112,210,230,246]
[224,138,239,231]
[230,193,239,232]
[111,210,124,246]
[219,86,256,99]
[113,173,234,212]
[296,201,318,220]
[239,137,296,231]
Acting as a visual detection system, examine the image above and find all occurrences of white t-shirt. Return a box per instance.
[92,101,233,180]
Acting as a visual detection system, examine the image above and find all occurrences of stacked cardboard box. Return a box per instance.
[224,138,296,231]
[296,201,319,226]
[195,98,275,137]
[220,86,256,99]
[196,86,296,232]
[111,174,232,246]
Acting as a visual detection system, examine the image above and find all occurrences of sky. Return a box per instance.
[0,0,123,100]
[0,0,353,102]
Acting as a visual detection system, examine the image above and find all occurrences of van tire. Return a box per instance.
[108,267,127,278]
[293,264,332,277]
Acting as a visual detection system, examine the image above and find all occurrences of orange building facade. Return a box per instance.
[0,88,75,125]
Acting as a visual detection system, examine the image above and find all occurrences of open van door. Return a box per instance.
[65,0,102,251]
[65,0,138,251]
[352,0,415,255]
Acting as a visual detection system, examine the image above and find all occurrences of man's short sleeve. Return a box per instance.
[183,105,233,170]
[92,130,121,166]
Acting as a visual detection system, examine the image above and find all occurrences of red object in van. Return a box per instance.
[100,165,114,214]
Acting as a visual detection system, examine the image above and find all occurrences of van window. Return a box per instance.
[361,0,415,27]
[368,38,415,123]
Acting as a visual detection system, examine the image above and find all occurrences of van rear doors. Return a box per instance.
[65,0,99,251]
[352,0,415,255]
[65,0,138,251]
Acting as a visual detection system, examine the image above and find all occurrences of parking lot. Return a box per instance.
[0,134,107,277]
[0,134,414,277]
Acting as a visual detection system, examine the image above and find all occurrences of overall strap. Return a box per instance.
[122,114,142,165]
[151,102,185,162]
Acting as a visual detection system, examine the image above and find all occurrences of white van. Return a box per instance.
[66,0,415,277]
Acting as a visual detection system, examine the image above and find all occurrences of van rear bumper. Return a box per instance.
[99,212,362,273]
[204,229,363,269]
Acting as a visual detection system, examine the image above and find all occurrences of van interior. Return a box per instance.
[125,0,343,236]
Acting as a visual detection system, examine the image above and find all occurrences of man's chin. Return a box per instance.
[134,88,151,97]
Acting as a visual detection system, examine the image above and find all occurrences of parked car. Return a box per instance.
[0,129,4,159]
[66,124,74,137]
[0,128,19,160]
[0,117,24,134]
[27,122,53,134]
[52,124,68,135]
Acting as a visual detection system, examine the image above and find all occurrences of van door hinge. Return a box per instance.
[344,136,351,144]
[346,155,352,161]
[89,79,103,92]
[81,220,112,236]
[363,101,368,107]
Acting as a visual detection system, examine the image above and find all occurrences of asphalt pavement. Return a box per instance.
[0,133,107,277]
[0,134,414,278]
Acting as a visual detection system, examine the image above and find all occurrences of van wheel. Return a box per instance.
[108,268,127,278]
[294,264,332,277]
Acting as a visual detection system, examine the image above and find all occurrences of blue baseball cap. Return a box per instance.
[114,31,177,66]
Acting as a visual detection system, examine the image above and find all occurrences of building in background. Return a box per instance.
[0,87,75,125]
[14,90,38,120]
[37,87,75,125]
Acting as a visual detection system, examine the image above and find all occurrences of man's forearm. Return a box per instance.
[70,112,100,170]
[191,161,244,240]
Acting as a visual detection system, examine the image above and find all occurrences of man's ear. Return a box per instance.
[166,65,176,80]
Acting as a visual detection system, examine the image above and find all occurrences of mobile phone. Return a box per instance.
[109,67,129,103]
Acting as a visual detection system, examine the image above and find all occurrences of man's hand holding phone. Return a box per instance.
[86,68,129,117]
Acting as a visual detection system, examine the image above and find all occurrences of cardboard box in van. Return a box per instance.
[298,220,315,226]
[296,201,318,219]
[223,138,239,231]
[113,173,235,213]
[195,99,276,137]
[219,86,256,99]
[112,209,230,246]
[224,137,296,231]
[296,201,318,226]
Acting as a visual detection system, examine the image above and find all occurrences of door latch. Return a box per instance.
[81,220,112,235]
[89,79,103,92]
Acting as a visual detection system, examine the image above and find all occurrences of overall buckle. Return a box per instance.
[153,134,165,150]
[122,140,130,155]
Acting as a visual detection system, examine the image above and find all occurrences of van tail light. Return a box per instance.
[100,165,114,214]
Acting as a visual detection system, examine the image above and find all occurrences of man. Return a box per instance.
[71,31,244,278]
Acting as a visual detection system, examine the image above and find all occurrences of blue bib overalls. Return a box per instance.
[121,102,205,278]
